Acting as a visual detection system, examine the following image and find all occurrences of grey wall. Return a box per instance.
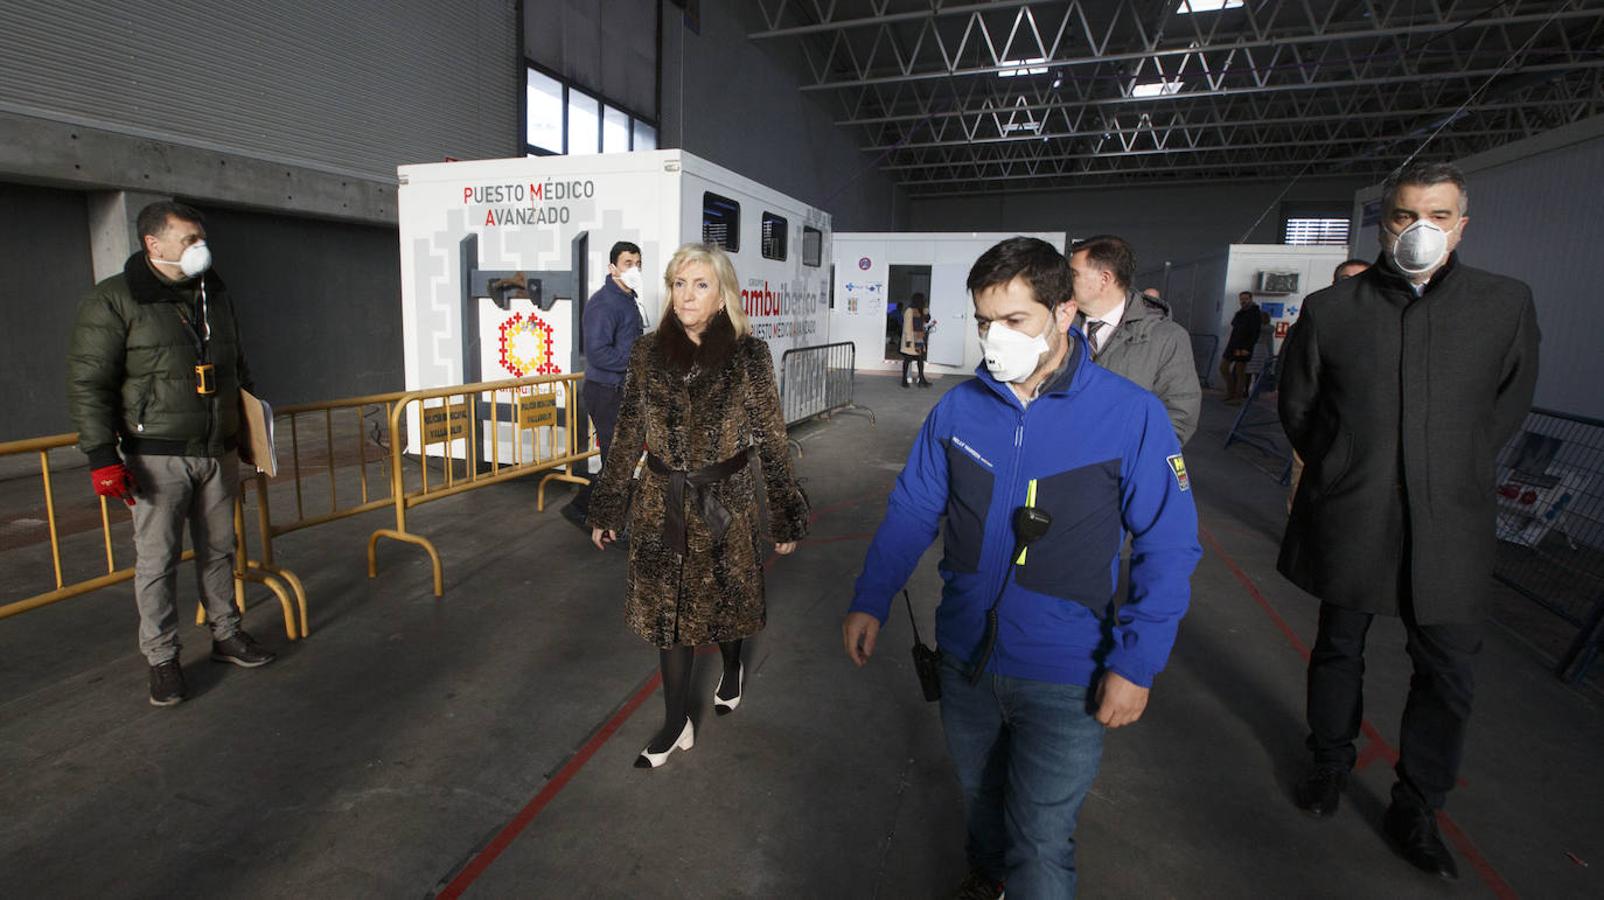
[0,183,93,440]
[658,0,902,231]
[0,0,519,183]
[1447,118,1604,420]
[527,0,659,119]
[195,206,404,407]
[907,176,1372,272]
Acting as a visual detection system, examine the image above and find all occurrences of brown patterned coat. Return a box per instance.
[587,328,809,648]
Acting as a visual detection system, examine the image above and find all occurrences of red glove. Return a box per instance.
[91,463,138,506]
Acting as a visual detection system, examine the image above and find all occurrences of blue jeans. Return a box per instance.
[939,652,1105,898]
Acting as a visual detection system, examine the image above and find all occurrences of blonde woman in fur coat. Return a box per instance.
[588,243,809,768]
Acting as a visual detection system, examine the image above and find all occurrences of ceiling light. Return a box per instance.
[1002,120,1040,133]
[1131,80,1182,97]
[1175,0,1243,13]
[997,57,1050,78]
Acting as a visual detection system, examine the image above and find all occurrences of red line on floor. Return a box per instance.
[437,487,891,896]
[1198,524,1517,900]
[435,670,663,899]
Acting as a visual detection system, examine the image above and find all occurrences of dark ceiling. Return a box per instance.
[749,0,1604,195]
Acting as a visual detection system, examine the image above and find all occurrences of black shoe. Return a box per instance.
[560,501,590,532]
[900,380,911,389]
[1293,767,1348,818]
[918,379,932,388]
[952,870,1005,900]
[1383,800,1459,880]
[149,660,187,706]
[211,631,276,668]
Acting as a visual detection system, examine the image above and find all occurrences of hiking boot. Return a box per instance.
[149,660,187,706]
[211,631,276,668]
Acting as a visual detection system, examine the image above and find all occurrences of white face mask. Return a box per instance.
[618,266,644,294]
[152,241,212,277]
[980,319,1052,384]
[1388,220,1454,276]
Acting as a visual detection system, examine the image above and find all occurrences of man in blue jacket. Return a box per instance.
[842,237,1201,899]
[563,241,646,528]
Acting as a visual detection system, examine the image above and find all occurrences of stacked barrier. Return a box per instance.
[1492,408,1604,683]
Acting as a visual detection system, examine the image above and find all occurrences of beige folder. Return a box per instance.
[239,388,278,477]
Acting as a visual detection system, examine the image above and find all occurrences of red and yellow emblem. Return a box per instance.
[497,313,560,377]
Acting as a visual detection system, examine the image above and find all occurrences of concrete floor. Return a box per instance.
[1,374,1601,898]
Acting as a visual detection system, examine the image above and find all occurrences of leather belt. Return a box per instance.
[647,448,754,555]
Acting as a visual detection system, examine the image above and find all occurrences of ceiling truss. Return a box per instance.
[750,0,1604,195]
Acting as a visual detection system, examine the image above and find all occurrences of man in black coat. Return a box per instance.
[1220,291,1261,402]
[1279,162,1539,880]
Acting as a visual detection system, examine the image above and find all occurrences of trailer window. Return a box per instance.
[761,213,788,261]
[703,192,741,252]
[802,226,823,267]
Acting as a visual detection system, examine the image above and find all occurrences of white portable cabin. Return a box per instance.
[395,150,832,460]
[830,232,1067,378]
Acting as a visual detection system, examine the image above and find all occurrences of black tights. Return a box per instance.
[646,640,744,753]
[901,354,926,384]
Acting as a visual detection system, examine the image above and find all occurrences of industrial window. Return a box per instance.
[802,226,823,267]
[761,212,788,261]
[633,121,657,150]
[526,70,563,154]
[602,105,630,154]
[703,192,741,252]
[1284,217,1351,246]
[523,64,659,157]
[567,89,600,155]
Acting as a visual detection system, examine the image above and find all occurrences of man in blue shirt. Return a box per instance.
[842,237,1201,898]
[563,241,645,528]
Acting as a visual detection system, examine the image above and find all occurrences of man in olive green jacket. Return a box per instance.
[67,201,275,707]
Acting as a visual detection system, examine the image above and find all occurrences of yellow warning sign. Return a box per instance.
[423,402,470,444]
[518,395,557,430]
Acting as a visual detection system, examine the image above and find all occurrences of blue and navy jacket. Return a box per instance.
[582,277,644,385]
[849,331,1202,688]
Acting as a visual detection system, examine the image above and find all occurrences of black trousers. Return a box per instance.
[1306,600,1482,810]
[900,351,926,383]
[570,379,622,513]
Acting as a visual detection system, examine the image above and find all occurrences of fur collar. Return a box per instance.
[123,252,226,304]
[658,308,738,375]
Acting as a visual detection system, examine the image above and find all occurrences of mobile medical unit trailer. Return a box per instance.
[396,150,832,462]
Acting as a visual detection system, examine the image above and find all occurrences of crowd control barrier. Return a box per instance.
[1222,355,1294,484]
[778,342,874,455]
[1492,408,1604,683]
[0,433,302,639]
[367,372,595,597]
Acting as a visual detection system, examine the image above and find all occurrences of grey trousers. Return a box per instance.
[126,453,241,665]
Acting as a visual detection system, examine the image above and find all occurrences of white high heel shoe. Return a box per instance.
[714,663,744,716]
[635,717,694,768]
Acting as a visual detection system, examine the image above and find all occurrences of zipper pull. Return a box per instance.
[1015,424,1023,448]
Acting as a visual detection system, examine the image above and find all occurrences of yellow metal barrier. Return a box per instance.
[237,389,413,635]
[0,433,302,640]
[368,372,596,597]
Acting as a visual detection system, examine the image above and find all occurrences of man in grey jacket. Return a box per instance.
[1069,235,1201,445]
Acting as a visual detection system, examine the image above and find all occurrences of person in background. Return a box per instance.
[1280,162,1539,880]
[587,243,810,769]
[66,200,275,707]
[900,291,933,388]
[1068,235,1200,444]
[1220,291,1262,403]
[563,241,646,531]
[1332,258,1371,282]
